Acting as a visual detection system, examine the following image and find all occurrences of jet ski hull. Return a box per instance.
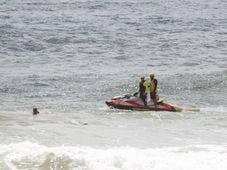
[106,99,181,112]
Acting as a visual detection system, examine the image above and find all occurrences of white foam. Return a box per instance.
[201,106,227,113]
[1,142,227,170]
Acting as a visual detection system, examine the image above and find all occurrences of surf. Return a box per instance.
[1,142,226,170]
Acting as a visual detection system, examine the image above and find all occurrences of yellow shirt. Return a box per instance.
[143,81,149,94]
[149,80,155,92]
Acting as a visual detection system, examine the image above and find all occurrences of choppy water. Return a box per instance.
[0,0,227,169]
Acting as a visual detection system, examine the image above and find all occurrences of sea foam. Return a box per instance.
[1,142,227,170]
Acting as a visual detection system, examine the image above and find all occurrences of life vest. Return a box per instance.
[149,80,155,92]
[143,81,149,94]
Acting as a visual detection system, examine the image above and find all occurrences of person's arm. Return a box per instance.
[139,83,142,94]
[154,79,158,92]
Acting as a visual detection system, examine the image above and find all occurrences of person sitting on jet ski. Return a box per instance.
[139,76,149,107]
[149,73,158,106]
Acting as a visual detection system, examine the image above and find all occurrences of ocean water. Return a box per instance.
[0,0,227,169]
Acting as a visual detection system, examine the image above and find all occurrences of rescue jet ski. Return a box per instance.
[106,93,199,112]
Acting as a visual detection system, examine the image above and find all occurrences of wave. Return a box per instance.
[1,142,227,170]
[201,106,227,113]
[161,70,227,92]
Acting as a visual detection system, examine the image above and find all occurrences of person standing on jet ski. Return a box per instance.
[149,73,158,106]
[139,76,149,107]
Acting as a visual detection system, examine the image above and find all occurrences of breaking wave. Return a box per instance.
[1,142,227,170]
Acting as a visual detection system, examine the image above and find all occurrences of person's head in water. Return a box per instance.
[33,108,39,115]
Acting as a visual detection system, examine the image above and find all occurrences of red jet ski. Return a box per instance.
[106,94,183,112]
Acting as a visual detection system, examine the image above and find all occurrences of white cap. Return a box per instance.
[150,73,155,77]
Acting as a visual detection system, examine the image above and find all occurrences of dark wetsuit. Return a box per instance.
[139,80,147,107]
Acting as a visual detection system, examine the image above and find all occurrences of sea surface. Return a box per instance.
[0,0,227,169]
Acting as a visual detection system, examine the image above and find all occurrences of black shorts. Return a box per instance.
[150,92,156,99]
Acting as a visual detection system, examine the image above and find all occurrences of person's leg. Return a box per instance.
[150,92,157,106]
[144,94,147,107]
[140,94,147,107]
